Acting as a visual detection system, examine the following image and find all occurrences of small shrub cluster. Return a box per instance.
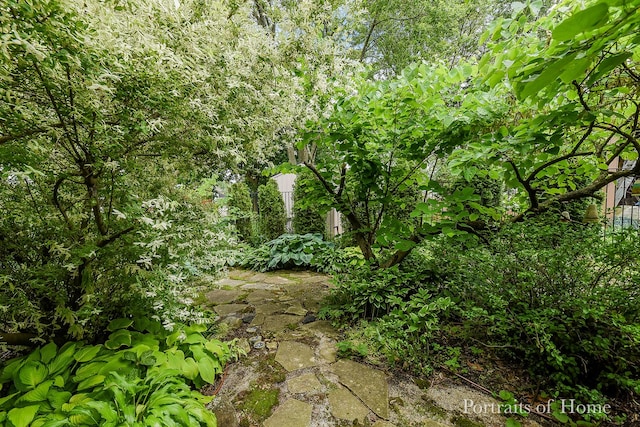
[241,233,335,272]
[0,318,234,426]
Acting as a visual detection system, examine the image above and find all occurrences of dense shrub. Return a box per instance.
[431,219,640,401]
[293,171,326,236]
[257,180,286,241]
[321,217,640,407]
[227,181,254,242]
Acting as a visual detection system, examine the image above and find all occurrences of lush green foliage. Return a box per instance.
[0,0,344,342]
[0,318,234,426]
[450,0,640,219]
[227,182,254,242]
[322,221,640,410]
[300,62,506,267]
[432,222,640,401]
[257,180,286,241]
[292,171,326,236]
[241,233,334,272]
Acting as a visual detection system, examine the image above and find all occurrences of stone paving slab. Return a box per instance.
[262,314,303,333]
[275,341,319,372]
[332,359,389,419]
[287,372,323,394]
[254,301,289,315]
[240,283,281,291]
[214,278,247,288]
[246,289,279,304]
[263,399,312,427]
[213,303,249,317]
[301,320,340,338]
[328,386,370,423]
[205,289,244,305]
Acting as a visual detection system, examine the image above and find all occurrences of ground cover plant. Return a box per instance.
[0,318,235,426]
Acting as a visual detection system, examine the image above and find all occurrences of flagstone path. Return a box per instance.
[204,269,548,427]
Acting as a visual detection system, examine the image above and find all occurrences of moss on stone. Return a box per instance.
[239,388,280,421]
[452,416,484,427]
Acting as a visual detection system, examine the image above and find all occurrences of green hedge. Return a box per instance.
[258,180,286,241]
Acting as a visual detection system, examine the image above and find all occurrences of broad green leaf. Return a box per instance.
[16,380,53,403]
[197,357,218,384]
[76,374,106,391]
[0,358,24,383]
[47,342,77,377]
[17,361,48,391]
[73,345,102,363]
[204,340,227,358]
[8,405,39,427]
[518,54,577,100]
[40,343,58,365]
[47,390,72,410]
[0,392,19,409]
[394,240,416,252]
[107,318,134,332]
[181,357,199,380]
[553,410,570,423]
[505,418,522,427]
[552,3,609,41]
[73,361,106,382]
[558,57,593,83]
[105,329,132,349]
[587,52,633,84]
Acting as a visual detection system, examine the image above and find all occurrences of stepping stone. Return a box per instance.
[301,320,339,338]
[210,397,239,427]
[246,289,278,304]
[262,314,303,333]
[287,373,322,394]
[275,341,318,372]
[250,313,266,326]
[332,359,389,419]
[263,399,312,427]
[318,337,337,364]
[214,278,246,288]
[248,272,270,282]
[221,316,243,329]
[262,275,292,285]
[285,302,308,316]
[206,289,244,305]
[254,302,289,316]
[213,304,249,317]
[328,387,370,423]
[241,283,281,291]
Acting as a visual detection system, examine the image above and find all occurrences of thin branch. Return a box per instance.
[96,226,135,248]
[66,65,80,145]
[360,17,378,62]
[594,123,640,152]
[53,176,74,231]
[304,161,337,198]
[508,159,539,210]
[0,124,62,144]
[525,152,593,183]
[32,61,82,161]
[572,80,591,112]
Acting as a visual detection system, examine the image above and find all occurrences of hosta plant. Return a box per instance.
[0,318,235,426]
